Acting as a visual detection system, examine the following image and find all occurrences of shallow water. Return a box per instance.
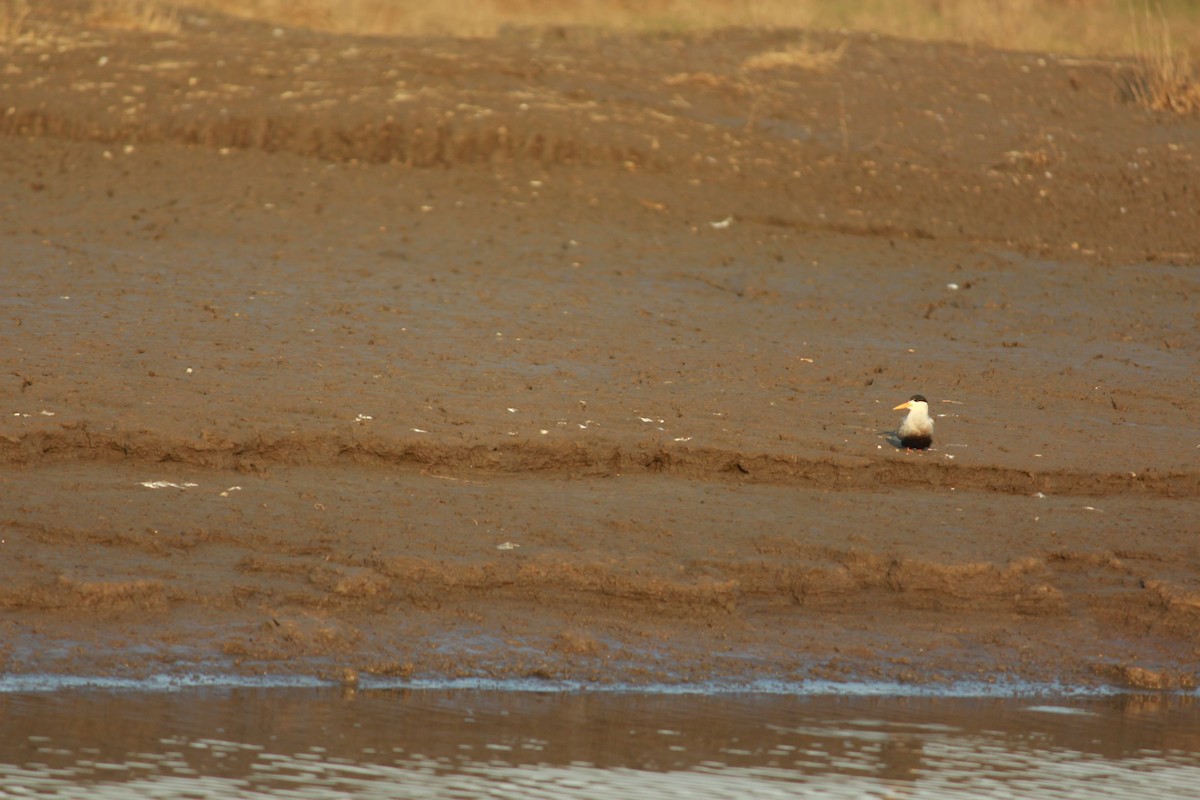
[1,680,1198,799]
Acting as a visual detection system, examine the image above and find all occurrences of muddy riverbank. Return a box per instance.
[1,10,1198,688]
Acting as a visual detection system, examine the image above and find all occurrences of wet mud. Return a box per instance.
[1,9,1198,688]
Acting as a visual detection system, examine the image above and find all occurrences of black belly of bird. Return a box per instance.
[900,434,933,450]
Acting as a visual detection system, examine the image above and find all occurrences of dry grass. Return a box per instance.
[742,38,848,73]
[90,0,181,33]
[0,0,32,42]
[171,0,1200,58]
[7,0,1195,59]
[1129,4,1200,113]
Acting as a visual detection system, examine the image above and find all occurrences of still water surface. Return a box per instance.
[1,678,1197,799]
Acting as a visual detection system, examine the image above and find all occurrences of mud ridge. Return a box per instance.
[300,552,1068,618]
[2,428,1194,498]
[0,108,661,169]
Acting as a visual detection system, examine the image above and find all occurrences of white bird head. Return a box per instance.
[893,394,929,414]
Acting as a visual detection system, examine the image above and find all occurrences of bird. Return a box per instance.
[893,395,934,450]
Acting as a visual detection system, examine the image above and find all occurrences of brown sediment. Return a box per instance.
[2,430,1197,497]
[0,10,1198,688]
